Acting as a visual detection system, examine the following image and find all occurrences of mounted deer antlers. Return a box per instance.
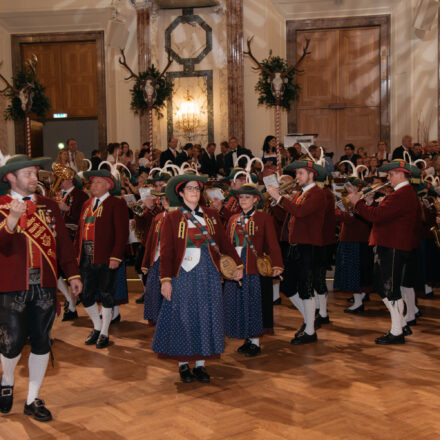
[119,49,139,81]
[288,39,311,75]
[244,37,273,77]
[0,61,17,94]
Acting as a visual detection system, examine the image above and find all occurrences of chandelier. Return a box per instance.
[175,90,200,141]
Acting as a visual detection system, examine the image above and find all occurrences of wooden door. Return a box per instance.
[295,27,380,160]
[21,41,98,119]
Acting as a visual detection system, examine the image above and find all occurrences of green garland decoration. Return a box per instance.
[129,65,173,118]
[4,68,50,121]
[254,54,300,111]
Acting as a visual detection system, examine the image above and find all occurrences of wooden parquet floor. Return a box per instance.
[1,283,440,440]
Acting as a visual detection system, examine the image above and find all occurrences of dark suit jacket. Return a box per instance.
[160,148,179,167]
[392,146,415,161]
[216,153,226,175]
[224,147,253,176]
[176,151,191,166]
[200,151,218,177]
[91,156,102,170]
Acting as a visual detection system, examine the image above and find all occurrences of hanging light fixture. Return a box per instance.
[175,90,200,141]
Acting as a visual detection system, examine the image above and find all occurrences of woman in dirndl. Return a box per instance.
[224,180,283,357]
[152,172,243,383]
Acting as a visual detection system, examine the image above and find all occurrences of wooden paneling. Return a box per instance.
[287,15,390,158]
[339,28,380,107]
[296,30,338,108]
[294,26,381,159]
[12,32,106,154]
[21,41,98,119]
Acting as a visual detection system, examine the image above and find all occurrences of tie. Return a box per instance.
[192,208,204,218]
[23,196,31,201]
[93,198,100,211]
[62,191,67,199]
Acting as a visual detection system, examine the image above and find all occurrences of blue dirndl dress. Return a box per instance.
[223,247,263,339]
[152,245,225,361]
[143,258,162,323]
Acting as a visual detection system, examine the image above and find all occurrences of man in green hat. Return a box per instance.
[74,169,129,350]
[56,170,89,322]
[0,155,82,422]
[267,160,327,345]
[347,159,421,345]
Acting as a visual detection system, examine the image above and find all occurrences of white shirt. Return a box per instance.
[92,192,110,209]
[301,182,316,194]
[61,186,75,199]
[10,190,35,202]
[394,181,409,192]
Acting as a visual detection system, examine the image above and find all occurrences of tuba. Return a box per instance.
[49,163,75,199]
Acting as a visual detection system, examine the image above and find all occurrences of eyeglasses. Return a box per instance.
[184,185,201,192]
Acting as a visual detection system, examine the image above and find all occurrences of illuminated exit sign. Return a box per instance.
[53,113,68,118]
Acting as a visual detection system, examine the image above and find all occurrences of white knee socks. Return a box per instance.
[316,293,328,318]
[57,277,75,312]
[249,338,260,347]
[85,303,102,332]
[383,298,404,336]
[348,293,364,310]
[304,297,316,335]
[112,305,120,318]
[289,293,305,320]
[401,286,416,322]
[1,353,21,386]
[27,352,49,405]
[273,280,280,302]
[100,307,113,337]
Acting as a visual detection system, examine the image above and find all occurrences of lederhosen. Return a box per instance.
[79,202,117,308]
[0,203,57,359]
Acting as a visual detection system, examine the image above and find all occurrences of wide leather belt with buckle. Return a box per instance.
[83,241,94,257]
[28,268,41,285]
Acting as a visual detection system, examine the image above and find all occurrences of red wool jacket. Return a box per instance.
[0,194,80,292]
[74,195,129,264]
[63,187,90,226]
[159,207,242,282]
[226,210,283,275]
[355,184,421,251]
[277,185,326,246]
[141,211,166,270]
[335,209,371,243]
[322,187,337,245]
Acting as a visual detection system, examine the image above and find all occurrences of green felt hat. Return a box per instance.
[378,159,419,177]
[147,171,172,184]
[165,173,208,207]
[83,170,116,190]
[221,167,258,184]
[0,154,51,185]
[284,160,327,181]
[231,183,263,200]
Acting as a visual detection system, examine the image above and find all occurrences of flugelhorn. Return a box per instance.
[360,182,390,199]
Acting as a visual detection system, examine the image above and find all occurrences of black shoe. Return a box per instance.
[237,339,252,354]
[179,364,195,383]
[375,332,405,345]
[85,329,100,345]
[406,319,417,326]
[344,304,364,314]
[0,385,13,414]
[193,366,210,383]
[96,335,109,349]
[316,314,330,325]
[402,325,412,336]
[290,331,317,345]
[24,399,52,422]
[245,344,261,357]
[415,311,422,318]
[425,291,434,298]
[62,309,78,321]
[135,294,145,304]
[111,314,121,325]
[294,323,306,337]
[273,298,282,305]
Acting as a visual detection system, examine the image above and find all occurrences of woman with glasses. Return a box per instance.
[152,173,243,384]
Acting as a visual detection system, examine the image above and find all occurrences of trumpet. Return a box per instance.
[132,201,145,217]
[360,182,391,199]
